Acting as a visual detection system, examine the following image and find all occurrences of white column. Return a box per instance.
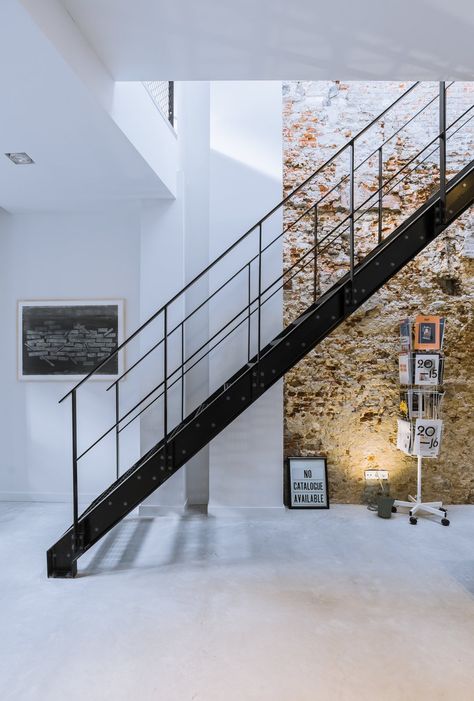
[208,81,284,514]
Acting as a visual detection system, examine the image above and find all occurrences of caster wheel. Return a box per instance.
[441,518,450,527]
[391,506,397,513]
[409,516,418,525]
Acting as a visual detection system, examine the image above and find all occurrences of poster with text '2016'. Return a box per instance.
[288,457,329,509]
[413,419,443,458]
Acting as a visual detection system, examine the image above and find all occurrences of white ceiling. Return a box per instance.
[0,0,172,213]
[61,0,474,80]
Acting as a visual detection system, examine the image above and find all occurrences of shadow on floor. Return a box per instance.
[80,513,218,576]
[82,517,154,576]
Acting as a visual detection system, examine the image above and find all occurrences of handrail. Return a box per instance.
[62,79,474,552]
[70,97,474,464]
[59,80,421,404]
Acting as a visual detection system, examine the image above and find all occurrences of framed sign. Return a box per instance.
[18,299,125,381]
[287,456,329,509]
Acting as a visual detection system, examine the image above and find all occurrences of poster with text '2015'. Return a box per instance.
[288,457,329,509]
[414,354,441,385]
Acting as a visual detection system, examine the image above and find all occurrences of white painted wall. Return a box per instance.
[180,82,211,509]
[139,81,212,513]
[0,80,284,516]
[140,81,284,514]
[208,81,284,512]
[0,206,141,502]
[18,0,179,200]
[138,196,186,511]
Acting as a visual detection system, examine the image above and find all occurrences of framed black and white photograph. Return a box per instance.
[287,456,329,509]
[18,300,125,381]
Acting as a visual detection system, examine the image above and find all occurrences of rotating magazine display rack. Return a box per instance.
[394,316,450,526]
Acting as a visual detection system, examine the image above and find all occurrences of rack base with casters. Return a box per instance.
[393,457,450,526]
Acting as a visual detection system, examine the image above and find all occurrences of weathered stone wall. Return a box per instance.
[283,81,474,504]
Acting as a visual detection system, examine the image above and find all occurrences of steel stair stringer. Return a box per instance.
[47,159,474,577]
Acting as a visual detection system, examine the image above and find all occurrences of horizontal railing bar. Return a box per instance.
[73,93,474,463]
[312,127,448,256]
[59,309,165,403]
[119,249,323,437]
[260,86,453,260]
[59,83,421,403]
[75,128,457,461]
[306,118,466,264]
[107,258,254,390]
[106,334,166,391]
[355,82,455,175]
[255,82,421,227]
[118,309,256,435]
[314,140,443,259]
[86,301,259,451]
[104,130,396,397]
[314,119,468,260]
[77,424,117,462]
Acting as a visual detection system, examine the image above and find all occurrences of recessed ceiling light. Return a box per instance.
[5,152,35,165]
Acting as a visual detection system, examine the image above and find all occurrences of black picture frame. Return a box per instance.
[286,456,330,509]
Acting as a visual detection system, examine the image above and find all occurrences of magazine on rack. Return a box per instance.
[413,418,443,457]
[408,390,426,420]
[414,353,442,385]
[413,315,442,351]
[439,317,446,349]
[397,419,413,455]
[407,389,445,420]
[399,319,412,352]
[399,391,410,420]
[399,353,412,385]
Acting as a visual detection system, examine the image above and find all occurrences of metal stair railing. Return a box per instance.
[57,81,474,553]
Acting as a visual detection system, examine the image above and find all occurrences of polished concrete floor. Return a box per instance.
[1,502,474,701]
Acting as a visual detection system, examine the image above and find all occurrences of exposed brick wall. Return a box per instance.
[283,81,474,504]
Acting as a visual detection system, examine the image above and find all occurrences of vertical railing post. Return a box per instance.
[168,82,174,126]
[439,81,446,219]
[247,262,251,362]
[115,383,120,480]
[378,146,383,244]
[163,307,168,452]
[349,141,355,291]
[313,204,318,302]
[71,389,79,551]
[181,321,185,422]
[257,224,262,361]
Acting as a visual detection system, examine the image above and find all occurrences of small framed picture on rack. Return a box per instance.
[413,315,442,351]
[287,456,329,509]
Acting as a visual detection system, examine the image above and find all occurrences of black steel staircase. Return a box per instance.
[47,81,474,577]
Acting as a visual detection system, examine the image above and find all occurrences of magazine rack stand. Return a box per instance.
[393,317,450,526]
[393,455,448,525]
